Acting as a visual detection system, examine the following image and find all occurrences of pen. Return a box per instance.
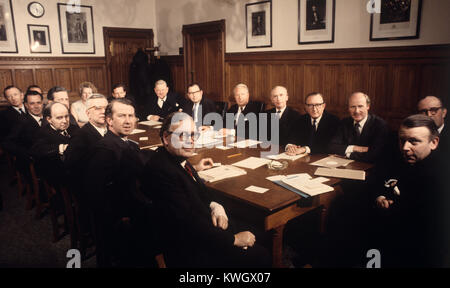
[227,153,242,158]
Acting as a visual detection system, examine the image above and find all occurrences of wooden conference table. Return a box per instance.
[130,123,373,267]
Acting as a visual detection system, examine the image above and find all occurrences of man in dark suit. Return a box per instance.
[286,92,340,155]
[84,98,148,267]
[417,95,448,155]
[45,86,78,127]
[264,86,301,147]
[31,102,79,187]
[373,114,449,267]
[3,90,44,173]
[108,83,136,104]
[181,82,217,130]
[146,79,181,121]
[225,83,262,140]
[0,86,28,143]
[141,112,270,267]
[329,92,389,163]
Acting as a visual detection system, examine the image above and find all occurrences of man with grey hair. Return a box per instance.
[329,92,389,163]
[417,95,448,154]
[146,79,181,121]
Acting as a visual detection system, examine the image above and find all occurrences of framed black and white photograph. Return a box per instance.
[57,3,95,54]
[370,0,422,41]
[0,0,17,53]
[246,0,272,48]
[28,24,51,53]
[298,0,335,44]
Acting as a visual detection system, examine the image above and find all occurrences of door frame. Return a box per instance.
[182,19,225,100]
[103,27,154,94]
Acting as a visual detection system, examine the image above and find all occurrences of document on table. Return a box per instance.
[314,167,366,181]
[215,145,233,150]
[130,128,146,134]
[139,120,162,126]
[310,155,354,168]
[194,134,223,148]
[266,152,308,161]
[245,185,269,194]
[232,157,271,170]
[266,173,333,197]
[231,139,262,148]
[198,165,247,183]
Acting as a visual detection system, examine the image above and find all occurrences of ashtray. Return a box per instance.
[267,160,288,170]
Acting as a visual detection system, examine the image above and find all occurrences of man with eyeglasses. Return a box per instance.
[141,112,270,267]
[180,82,216,130]
[84,98,146,267]
[286,92,340,155]
[417,96,448,154]
[329,92,389,163]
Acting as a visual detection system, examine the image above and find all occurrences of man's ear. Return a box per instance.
[442,108,447,119]
[162,131,170,146]
[430,136,439,151]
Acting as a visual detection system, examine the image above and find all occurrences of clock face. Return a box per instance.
[28,2,45,18]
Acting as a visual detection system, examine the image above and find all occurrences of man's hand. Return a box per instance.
[353,145,369,153]
[376,196,394,209]
[234,231,256,248]
[147,115,160,121]
[212,214,228,230]
[285,144,306,156]
[193,158,214,171]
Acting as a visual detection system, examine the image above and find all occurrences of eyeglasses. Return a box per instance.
[305,103,324,109]
[87,105,107,111]
[187,90,201,96]
[167,131,201,141]
[418,107,442,116]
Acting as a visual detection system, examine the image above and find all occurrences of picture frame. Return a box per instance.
[0,0,18,53]
[298,0,335,44]
[28,24,51,53]
[57,3,95,54]
[370,0,422,41]
[246,0,272,48]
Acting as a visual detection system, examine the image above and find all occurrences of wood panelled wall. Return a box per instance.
[163,45,450,130]
[0,57,108,105]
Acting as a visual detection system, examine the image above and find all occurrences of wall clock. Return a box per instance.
[28,2,45,18]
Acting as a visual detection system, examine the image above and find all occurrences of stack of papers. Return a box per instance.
[194,133,223,148]
[266,173,333,198]
[139,120,162,126]
[198,165,247,183]
[314,167,366,181]
[310,156,353,168]
[266,152,308,161]
[130,128,146,134]
[232,157,271,170]
[231,139,262,148]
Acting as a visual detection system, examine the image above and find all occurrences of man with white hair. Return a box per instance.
[146,79,181,121]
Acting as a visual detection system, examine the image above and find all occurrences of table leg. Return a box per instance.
[272,225,285,268]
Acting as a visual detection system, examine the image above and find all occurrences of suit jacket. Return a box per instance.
[146,92,181,120]
[226,102,262,140]
[84,130,147,266]
[264,106,301,147]
[329,113,389,163]
[181,96,217,127]
[293,111,340,154]
[31,123,79,185]
[141,147,235,267]
[3,113,42,170]
[0,106,28,143]
[438,122,449,155]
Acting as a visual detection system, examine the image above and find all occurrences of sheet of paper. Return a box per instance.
[232,139,262,148]
[139,137,148,141]
[153,125,162,129]
[282,176,334,196]
[232,157,271,170]
[266,175,286,182]
[130,128,146,134]
[194,135,223,148]
[139,120,162,126]
[309,177,330,184]
[310,155,354,168]
[198,165,247,183]
[215,145,233,150]
[314,167,366,181]
[267,152,308,161]
[245,185,269,194]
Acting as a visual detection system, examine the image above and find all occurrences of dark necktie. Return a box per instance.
[276,110,281,119]
[19,108,25,115]
[61,130,70,138]
[308,118,316,148]
[354,122,361,143]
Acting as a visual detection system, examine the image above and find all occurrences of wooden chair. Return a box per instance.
[28,161,48,219]
[42,180,68,243]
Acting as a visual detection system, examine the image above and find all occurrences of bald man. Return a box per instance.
[329,92,389,163]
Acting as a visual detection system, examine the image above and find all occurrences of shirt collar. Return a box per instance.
[29,113,42,125]
[92,123,107,136]
[159,96,167,102]
[438,123,444,134]
[354,115,368,129]
[311,114,323,125]
[276,106,287,117]
[13,105,25,113]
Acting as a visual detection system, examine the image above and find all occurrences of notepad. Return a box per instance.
[267,152,308,161]
[198,165,247,183]
[314,167,366,181]
[130,128,146,134]
[139,120,162,126]
[232,157,271,170]
[245,185,269,194]
[310,156,354,168]
[266,173,333,198]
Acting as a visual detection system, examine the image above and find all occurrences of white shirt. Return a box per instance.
[157,96,167,109]
[275,106,287,119]
[193,102,200,123]
[13,105,26,114]
[30,113,42,126]
[92,124,107,137]
[438,124,444,134]
[345,115,369,157]
[235,105,246,125]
